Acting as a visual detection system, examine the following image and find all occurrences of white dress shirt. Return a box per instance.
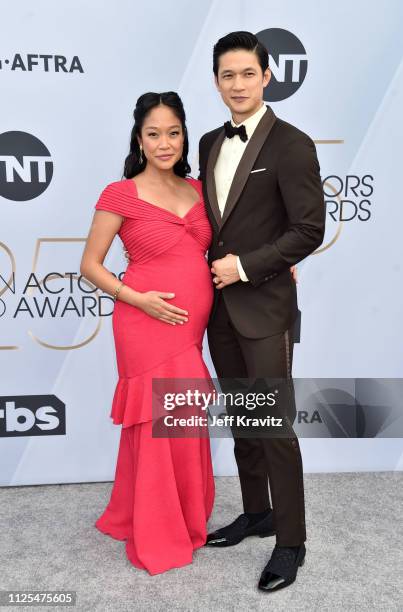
[214,102,267,281]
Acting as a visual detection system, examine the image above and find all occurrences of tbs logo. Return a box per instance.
[0,395,65,437]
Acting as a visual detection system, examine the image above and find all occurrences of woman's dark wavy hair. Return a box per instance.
[123,91,191,179]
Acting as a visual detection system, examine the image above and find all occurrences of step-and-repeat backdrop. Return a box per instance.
[1,0,403,485]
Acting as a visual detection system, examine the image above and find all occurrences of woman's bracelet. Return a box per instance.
[113,282,124,302]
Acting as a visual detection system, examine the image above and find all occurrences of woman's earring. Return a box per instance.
[139,146,143,164]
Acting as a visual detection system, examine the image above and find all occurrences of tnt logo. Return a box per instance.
[0,131,53,201]
[0,395,65,437]
[256,28,308,101]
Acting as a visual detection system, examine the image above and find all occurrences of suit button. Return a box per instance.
[218,241,224,246]
[264,276,269,281]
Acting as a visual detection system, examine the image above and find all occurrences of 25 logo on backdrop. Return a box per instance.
[0,239,125,351]
[0,131,53,201]
[0,395,65,437]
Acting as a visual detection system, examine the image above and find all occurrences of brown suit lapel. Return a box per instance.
[220,106,277,229]
[206,128,226,228]
[205,107,277,231]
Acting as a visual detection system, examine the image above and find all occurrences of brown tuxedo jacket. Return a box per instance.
[198,105,325,339]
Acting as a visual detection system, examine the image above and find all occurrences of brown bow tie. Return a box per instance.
[223,121,248,142]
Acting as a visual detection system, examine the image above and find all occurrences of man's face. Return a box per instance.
[215,49,271,121]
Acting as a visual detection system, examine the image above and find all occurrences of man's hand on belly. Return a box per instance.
[211,254,240,290]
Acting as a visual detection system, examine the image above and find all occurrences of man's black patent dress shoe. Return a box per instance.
[205,512,275,547]
[258,543,306,592]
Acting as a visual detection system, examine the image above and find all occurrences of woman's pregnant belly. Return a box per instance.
[111,249,213,377]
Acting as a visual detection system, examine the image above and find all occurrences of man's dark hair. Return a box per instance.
[213,31,269,77]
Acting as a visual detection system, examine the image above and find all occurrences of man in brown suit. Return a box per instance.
[198,31,325,592]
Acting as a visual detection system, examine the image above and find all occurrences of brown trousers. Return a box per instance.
[207,292,306,546]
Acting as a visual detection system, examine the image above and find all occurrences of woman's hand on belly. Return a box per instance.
[135,291,189,326]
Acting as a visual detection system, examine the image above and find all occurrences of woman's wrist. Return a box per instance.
[112,281,124,302]
[128,289,144,309]
[112,282,143,309]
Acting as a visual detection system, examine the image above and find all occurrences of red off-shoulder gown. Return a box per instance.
[93,177,215,575]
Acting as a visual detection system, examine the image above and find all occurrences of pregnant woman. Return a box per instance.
[80,92,215,575]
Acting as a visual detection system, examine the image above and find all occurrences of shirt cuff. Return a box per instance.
[236,256,249,282]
